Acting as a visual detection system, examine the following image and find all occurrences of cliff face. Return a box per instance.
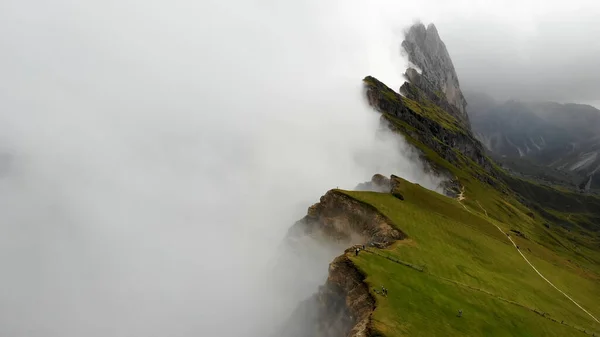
[289,189,406,247]
[363,23,499,184]
[402,23,469,128]
[363,76,497,186]
[324,253,374,337]
[282,189,405,337]
[280,252,374,337]
[355,173,391,193]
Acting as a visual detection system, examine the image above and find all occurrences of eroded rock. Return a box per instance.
[354,173,392,192]
[402,23,469,127]
[282,190,407,337]
[289,189,406,246]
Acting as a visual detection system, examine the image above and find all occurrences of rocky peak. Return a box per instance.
[402,23,469,128]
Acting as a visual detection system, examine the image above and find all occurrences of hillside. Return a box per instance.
[281,23,600,336]
[467,92,600,192]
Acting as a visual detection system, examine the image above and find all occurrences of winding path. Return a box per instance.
[461,197,599,324]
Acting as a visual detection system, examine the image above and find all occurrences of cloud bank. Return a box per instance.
[0,0,446,336]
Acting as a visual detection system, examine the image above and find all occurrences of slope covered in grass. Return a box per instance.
[342,179,599,336]
[310,70,600,336]
[365,75,600,269]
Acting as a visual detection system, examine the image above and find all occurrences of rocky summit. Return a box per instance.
[402,23,470,128]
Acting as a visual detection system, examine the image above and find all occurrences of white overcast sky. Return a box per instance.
[3,0,600,105]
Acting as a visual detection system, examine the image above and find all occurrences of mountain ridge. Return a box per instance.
[467,91,600,192]
[279,22,600,337]
[402,23,470,128]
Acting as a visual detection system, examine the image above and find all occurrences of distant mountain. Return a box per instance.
[467,92,600,191]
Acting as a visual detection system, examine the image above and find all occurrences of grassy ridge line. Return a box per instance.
[338,183,599,335]
[362,247,541,311]
[383,105,600,276]
[367,76,600,262]
[358,247,598,336]
[357,75,600,334]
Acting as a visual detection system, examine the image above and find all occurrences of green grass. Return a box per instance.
[363,76,463,134]
[364,76,400,104]
[357,253,585,336]
[382,113,417,133]
[341,180,600,336]
[355,74,600,336]
[401,96,464,133]
[383,109,600,276]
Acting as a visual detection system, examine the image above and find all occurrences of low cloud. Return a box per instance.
[0,0,447,336]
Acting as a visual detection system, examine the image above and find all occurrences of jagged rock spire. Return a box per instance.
[402,23,470,128]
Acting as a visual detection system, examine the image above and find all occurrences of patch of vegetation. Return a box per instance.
[434,89,445,99]
[495,155,581,189]
[382,112,501,190]
[401,96,463,133]
[364,76,464,134]
[363,76,399,104]
[352,74,600,336]
[501,172,600,216]
[381,113,417,133]
[342,180,600,336]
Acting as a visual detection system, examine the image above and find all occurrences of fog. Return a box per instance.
[6,0,595,335]
[431,0,600,103]
[0,0,449,336]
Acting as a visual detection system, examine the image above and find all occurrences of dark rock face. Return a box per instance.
[402,69,466,128]
[282,190,404,337]
[402,23,469,127]
[390,175,405,200]
[278,254,374,337]
[362,23,501,186]
[364,76,496,185]
[439,179,462,198]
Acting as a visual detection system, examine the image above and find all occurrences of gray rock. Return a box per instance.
[402,23,469,127]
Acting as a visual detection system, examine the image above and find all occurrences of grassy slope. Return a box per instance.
[339,78,600,336]
[343,181,599,336]
[383,111,600,276]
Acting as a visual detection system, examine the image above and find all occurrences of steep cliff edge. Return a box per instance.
[289,189,406,247]
[362,23,494,181]
[282,187,406,337]
[282,172,600,336]
[278,252,374,337]
[363,75,498,187]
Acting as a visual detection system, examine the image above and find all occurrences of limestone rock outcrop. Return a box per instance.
[289,189,405,247]
[402,23,469,128]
